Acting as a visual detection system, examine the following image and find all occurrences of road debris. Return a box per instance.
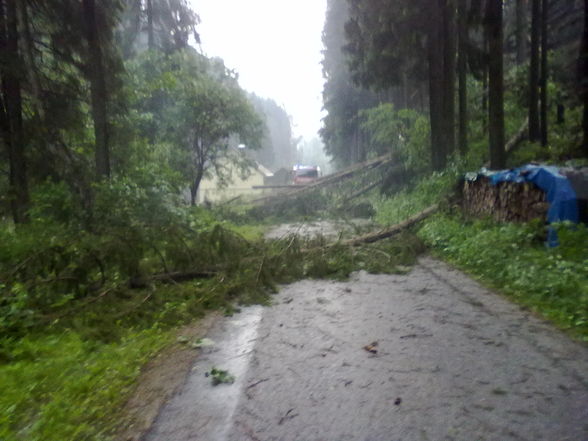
[278,408,299,425]
[363,341,379,354]
[206,367,235,385]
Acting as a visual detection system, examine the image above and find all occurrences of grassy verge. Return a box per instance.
[418,215,588,340]
[0,328,170,441]
[0,272,263,441]
[373,171,588,341]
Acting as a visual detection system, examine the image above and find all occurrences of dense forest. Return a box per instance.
[322,0,588,171]
[0,0,298,224]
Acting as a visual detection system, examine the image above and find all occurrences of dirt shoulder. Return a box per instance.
[115,313,220,441]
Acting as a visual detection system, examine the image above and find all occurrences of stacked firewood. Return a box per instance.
[462,177,548,223]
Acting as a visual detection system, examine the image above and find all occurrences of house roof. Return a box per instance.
[256,162,274,177]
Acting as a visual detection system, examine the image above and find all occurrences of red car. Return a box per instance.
[293,166,320,185]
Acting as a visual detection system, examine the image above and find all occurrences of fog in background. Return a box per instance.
[192,0,327,144]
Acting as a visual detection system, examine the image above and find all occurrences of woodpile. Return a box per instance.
[462,177,548,223]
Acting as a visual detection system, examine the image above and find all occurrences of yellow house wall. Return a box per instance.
[197,167,269,203]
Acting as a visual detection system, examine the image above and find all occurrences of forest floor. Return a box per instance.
[118,222,588,441]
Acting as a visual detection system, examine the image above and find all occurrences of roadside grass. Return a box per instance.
[419,215,588,340]
[0,329,170,441]
[373,170,588,341]
[0,275,264,441]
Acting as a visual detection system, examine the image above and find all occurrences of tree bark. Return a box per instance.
[83,0,111,179]
[582,0,588,156]
[457,0,468,156]
[529,0,541,141]
[345,204,439,246]
[190,142,205,205]
[486,0,505,169]
[16,2,42,118]
[441,0,456,158]
[516,0,527,64]
[482,35,488,132]
[0,0,29,223]
[428,1,446,171]
[146,0,154,50]
[190,170,204,206]
[540,0,548,146]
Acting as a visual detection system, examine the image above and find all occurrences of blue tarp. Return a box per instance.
[479,165,579,247]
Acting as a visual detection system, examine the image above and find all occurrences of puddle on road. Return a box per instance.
[144,306,263,441]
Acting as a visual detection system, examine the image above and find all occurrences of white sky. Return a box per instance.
[190,0,327,141]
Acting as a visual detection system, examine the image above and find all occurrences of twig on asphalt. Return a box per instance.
[246,378,270,390]
[278,408,299,425]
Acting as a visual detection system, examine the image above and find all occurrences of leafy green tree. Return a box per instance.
[359,103,430,174]
[130,51,263,205]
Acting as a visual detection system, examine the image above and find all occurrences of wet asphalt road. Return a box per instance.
[143,257,588,441]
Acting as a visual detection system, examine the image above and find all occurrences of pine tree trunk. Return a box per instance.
[0,0,29,223]
[516,0,527,64]
[582,0,588,156]
[146,0,154,50]
[482,35,488,132]
[529,0,541,141]
[458,0,468,156]
[540,0,548,146]
[82,0,110,179]
[428,2,446,171]
[487,0,505,169]
[441,0,456,158]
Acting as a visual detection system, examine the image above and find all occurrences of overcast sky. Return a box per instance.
[190,0,327,141]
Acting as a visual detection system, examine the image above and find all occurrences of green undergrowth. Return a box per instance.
[373,169,458,226]
[419,215,588,340]
[0,329,169,441]
[0,200,425,440]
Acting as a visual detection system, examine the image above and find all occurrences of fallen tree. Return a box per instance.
[251,153,398,206]
[344,204,439,246]
[339,178,385,204]
[484,118,529,168]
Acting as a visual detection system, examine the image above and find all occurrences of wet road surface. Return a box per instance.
[143,257,588,441]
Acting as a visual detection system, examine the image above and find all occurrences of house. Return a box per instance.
[264,167,292,186]
[197,161,274,204]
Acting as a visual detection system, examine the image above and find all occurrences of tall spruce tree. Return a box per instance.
[0,0,29,223]
[486,0,506,168]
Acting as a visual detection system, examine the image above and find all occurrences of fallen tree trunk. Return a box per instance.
[344,204,439,246]
[340,178,384,204]
[505,117,529,155]
[130,270,216,288]
[252,154,397,206]
[484,118,529,168]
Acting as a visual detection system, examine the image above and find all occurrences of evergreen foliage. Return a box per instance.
[320,0,587,171]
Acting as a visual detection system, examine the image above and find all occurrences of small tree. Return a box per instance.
[164,53,263,205]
